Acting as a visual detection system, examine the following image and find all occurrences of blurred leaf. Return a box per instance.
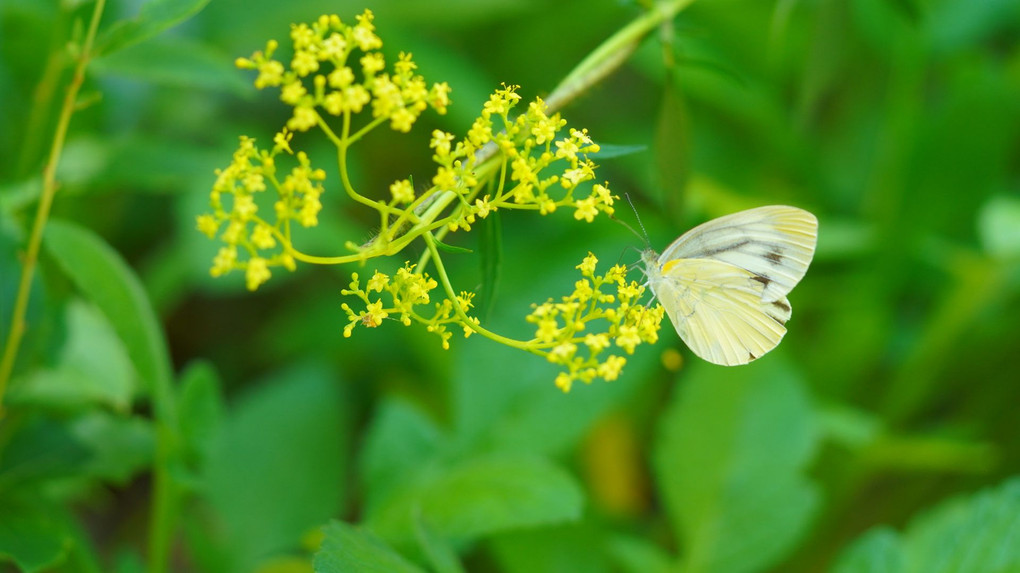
[359,398,446,513]
[489,523,613,573]
[313,521,424,573]
[10,299,135,411]
[43,220,172,396]
[978,194,1020,259]
[653,359,820,573]
[0,498,71,572]
[832,528,903,573]
[68,411,154,484]
[589,143,647,160]
[818,404,882,449]
[177,360,224,469]
[412,513,464,573]
[367,453,583,545]
[93,36,248,94]
[204,363,348,573]
[451,336,655,458]
[96,0,212,56]
[606,534,674,573]
[432,237,473,254]
[885,0,922,23]
[653,76,690,210]
[834,478,1020,572]
[0,416,90,488]
[477,210,502,320]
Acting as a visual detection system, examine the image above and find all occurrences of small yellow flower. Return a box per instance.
[361,300,389,327]
[536,317,559,342]
[429,82,452,114]
[549,342,577,363]
[616,325,641,354]
[574,279,593,302]
[474,196,494,218]
[555,372,574,392]
[430,129,455,158]
[353,9,383,51]
[361,52,385,75]
[597,355,626,381]
[273,129,294,154]
[196,214,220,238]
[367,271,390,292]
[245,257,271,290]
[577,253,598,276]
[251,224,276,249]
[211,246,237,277]
[288,105,318,131]
[574,197,597,222]
[233,194,257,220]
[584,333,610,352]
[390,179,415,204]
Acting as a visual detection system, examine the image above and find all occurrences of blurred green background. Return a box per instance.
[2,0,1020,571]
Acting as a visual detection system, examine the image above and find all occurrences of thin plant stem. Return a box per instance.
[0,0,107,414]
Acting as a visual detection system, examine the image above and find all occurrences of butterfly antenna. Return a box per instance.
[618,192,652,249]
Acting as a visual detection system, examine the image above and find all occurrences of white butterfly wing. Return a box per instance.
[648,257,793,366]
[659,205,817,303]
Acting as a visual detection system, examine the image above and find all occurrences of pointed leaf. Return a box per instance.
[313,521,424,573]
[96,0,212,56]
[43,220,171,397]
[367,454,583,545]
[834,478,1020,572]
[204,363,348,572]
[653,359,820,573]
[477,210,502,320]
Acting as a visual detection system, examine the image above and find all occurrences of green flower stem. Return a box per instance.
[545,0,697,114]
[423,232,543,355]
[0,0,106,412]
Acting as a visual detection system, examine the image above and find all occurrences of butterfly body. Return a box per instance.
[642,205,817,366]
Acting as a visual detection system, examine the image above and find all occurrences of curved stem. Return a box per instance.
[545,0,696,114]
[423,232,542,355]
[0,0,107,412]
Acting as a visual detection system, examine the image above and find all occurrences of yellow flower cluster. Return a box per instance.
[235,10,450,133]
[384,85,616,235]
[341,263,479,349]
[196,130,323,290]
[527,253,664,392]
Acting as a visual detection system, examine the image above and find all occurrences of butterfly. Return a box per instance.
[641,205,818,366]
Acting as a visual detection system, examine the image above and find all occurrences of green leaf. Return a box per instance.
[43,220,172,398]
[653,78,689,212]
[93,36,248,94]
[978,194,1020,259]
[9,299,135,411]
[367,454,583,545]
[653,359,820,573]
[359,398,445,513]
[477,210,502,321]
[834,478,1020,572]
[68,411,155,484]
[313,521,424,573]
[432,237,473,254]
[451,336,656,458]
[0,498,71,572]
[203,363,348,573]
[489,523,614,573]
[412,512,464,573]
[177,360,224,468]
[0,416,90,487]
[96,0,212,56]
[589,143,647,160]
[606,534,674,573]
[832,528,904,573]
